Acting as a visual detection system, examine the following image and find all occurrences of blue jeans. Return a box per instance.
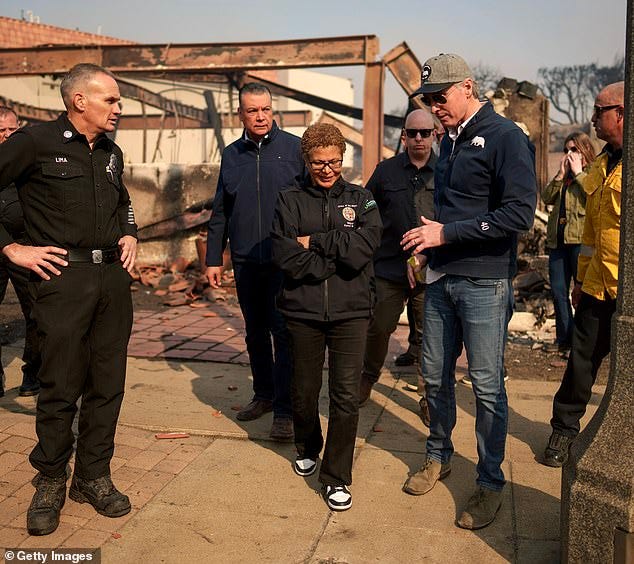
[422,275,513,492]
[548,245,580,346]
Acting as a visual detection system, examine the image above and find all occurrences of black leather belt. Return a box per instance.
[66,247,120,264]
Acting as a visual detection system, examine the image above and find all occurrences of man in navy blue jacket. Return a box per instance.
[206,83,305,441]
[359,109,436,426]
[401,54,537,530]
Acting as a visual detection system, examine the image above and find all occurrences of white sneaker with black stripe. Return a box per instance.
[323,485,352,511]
[293,457,317,477]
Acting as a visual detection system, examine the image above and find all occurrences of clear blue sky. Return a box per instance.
[1,0,627,111]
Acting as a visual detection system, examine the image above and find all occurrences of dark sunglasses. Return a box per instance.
[420,83,460,107]
[404,128,434,139]
[592,104,621,117]
[564,146,578,154]
[421,92,450,107]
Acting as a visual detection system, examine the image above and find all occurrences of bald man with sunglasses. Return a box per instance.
[359,109,436,426]
[400,54,537,530]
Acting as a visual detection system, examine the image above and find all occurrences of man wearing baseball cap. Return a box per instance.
[401,54,537,529]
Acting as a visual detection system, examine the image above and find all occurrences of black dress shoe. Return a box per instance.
[395,351,418,366]
[69,475,131,517]
[19,374,40,396]
[19,385,40,397]
[236,399,273,421]
[27,474,67,536]
[542,431,574,467]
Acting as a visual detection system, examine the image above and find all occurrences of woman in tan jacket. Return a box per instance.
[541,131,596,355]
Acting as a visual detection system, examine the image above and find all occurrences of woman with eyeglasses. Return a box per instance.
[271,123,382,511]
[541,131,596,355]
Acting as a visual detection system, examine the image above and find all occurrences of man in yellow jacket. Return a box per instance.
[542,81,624,467]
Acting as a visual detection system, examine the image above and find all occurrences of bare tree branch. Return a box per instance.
[538,55,624,124]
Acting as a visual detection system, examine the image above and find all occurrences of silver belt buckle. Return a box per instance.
[91,249,103,264]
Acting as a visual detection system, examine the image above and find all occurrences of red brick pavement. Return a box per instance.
[0,301,411,552]
[128,303,247,362]
[0,422,211,552]
[128,302,412,362]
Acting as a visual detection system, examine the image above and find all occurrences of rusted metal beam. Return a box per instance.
[318,112,394,159]
[0,35,379,76]
[2,82,311,129]
[382,42,421,95]
[116,110,312,130]
[362,62,384,183]
[382,42,425,109]
[203,89,225,153]
[0,96,60,122]
[246,71,402,128]
[117,79,208,121]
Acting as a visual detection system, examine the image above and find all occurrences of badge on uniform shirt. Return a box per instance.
[63,130,73,139]
[342,206,356,222]
[106,153,118,182]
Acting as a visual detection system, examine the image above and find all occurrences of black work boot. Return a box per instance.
[69,475,131,517]
[542,431,574,467]
[19,373,40,397]
[27,474,67,536]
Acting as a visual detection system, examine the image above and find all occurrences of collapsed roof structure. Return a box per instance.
[0,16,549,264]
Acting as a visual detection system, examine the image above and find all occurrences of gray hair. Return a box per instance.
[60,63,116,109]
[238,82,272,106]
[0,106,18,120]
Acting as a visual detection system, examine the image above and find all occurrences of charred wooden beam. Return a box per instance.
[0,35,379,75]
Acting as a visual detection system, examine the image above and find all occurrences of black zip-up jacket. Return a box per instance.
[0,114,137,250]
[430,102,537,278]
[367,151,436,284]
[271,177,382,322]
[206,121,305,266]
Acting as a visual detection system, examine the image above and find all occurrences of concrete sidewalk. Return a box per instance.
[0,337,604,563]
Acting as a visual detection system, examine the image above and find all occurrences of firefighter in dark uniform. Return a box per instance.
[0,63,138,536]
[0,106,40,397]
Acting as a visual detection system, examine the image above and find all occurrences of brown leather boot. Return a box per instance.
[403,458,451,495]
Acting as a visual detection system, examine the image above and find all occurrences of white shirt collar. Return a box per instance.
[244,130,270,147]
[447,103,484,141]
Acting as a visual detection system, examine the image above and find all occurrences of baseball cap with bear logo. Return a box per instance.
[412,53,473,96]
